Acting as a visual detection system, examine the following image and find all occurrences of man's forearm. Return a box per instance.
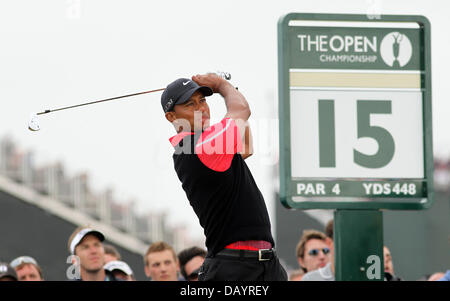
[219,81,251,121]
[218,81,254,159]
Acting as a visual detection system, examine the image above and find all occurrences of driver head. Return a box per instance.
[28,113,40,131]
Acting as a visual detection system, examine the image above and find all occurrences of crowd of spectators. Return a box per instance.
[1,221,448,281]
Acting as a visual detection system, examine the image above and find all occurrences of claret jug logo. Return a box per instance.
[380,32,413,67]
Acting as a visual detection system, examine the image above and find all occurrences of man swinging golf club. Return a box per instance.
[162,73,287,281]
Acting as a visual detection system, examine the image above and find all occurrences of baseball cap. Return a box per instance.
[104,260,133,276]
[161,78,213,113]
[69,227,105,255]
[0,262,18,281]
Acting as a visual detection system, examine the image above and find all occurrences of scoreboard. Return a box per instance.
[278,13,433,210]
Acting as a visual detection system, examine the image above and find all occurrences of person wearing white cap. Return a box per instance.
[104,260,135,281]
[10,256,44,281]
[67,226,117,281]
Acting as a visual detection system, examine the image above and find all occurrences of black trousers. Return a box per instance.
[198,251,288,281]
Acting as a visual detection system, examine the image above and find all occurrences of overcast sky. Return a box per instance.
[1,0,449,242]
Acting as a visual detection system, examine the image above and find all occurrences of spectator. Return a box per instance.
[301,222,402,281]
[288,269,305,281]
[67,226,117,281]
[178,246,207,281]
[436,270,450,281]
[104,244,121,263]
[144,241,180,281]
[0,262,17,281]
[10,256,44,281]
[383,246,402,281]
[427,272,445,281]
[301,220,335,281]
[104,260,135,281]
[324,218,333,240]
[295,229,330,273]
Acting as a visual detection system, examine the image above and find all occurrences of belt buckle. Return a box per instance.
[258,249,271,261]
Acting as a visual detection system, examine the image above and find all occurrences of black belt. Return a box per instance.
[214,248,276,261]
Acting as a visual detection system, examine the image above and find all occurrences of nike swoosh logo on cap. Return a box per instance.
[183,81,190,85]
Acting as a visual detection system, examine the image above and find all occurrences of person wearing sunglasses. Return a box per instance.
[10,256,44,281]
[301,220,335,281]
[296,230,331,274]
[178,246,207,281]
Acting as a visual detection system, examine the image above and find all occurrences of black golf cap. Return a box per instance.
[161,78,213,113]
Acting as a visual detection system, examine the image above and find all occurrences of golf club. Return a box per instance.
[28,71,231,131]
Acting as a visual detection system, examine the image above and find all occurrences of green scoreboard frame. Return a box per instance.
[278,13,433,210]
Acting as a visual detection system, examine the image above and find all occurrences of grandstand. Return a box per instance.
[0,135,202,280]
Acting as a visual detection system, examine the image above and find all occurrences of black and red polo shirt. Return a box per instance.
[169,118,275,256]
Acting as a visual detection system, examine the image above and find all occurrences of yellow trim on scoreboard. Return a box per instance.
[290,72,421,89]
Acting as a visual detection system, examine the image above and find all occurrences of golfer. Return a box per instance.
[162,73,287,281]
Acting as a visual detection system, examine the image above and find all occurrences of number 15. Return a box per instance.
[318,100,395,169]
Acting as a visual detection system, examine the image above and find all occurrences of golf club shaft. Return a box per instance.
[36,71,231,115]
[36,88,166,115]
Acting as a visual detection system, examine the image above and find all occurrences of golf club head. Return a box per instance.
[206,71,231,81]
[28,113,40,131]
[217,71,231,80]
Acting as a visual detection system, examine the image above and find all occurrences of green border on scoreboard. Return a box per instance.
[278,13,433,210]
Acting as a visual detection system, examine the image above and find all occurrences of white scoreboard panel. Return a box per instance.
[290,88,424,179]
